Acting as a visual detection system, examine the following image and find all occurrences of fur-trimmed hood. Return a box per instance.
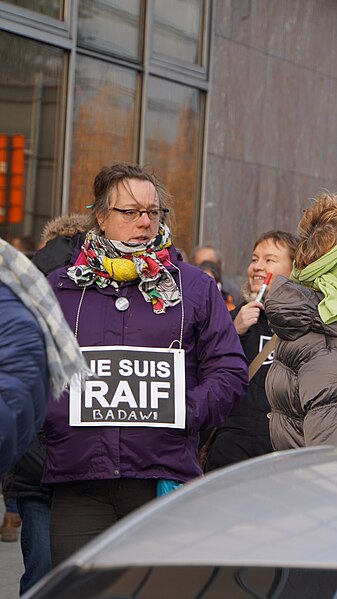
[33,214,89,276]
[40,213,89,245]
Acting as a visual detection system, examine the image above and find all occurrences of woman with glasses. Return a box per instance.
[42,163,248,565]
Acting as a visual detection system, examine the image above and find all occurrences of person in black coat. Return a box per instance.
[32,212,88,274]
[205,230,298,471]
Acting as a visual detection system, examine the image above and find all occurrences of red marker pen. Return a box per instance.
[255,272,272,303]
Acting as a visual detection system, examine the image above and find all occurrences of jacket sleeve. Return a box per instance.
[0,283,49,477]
[186,276,248,432]
[299,346,337,446]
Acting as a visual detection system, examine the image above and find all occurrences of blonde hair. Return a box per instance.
[295,192,337,270]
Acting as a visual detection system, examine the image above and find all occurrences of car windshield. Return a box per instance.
[23,564,337,599]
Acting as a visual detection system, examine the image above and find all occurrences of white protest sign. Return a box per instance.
[69,346,186,428]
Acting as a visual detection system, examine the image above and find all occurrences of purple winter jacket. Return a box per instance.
[42,246,248,483]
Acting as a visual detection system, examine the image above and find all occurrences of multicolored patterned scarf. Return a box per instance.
[67,223,181,314]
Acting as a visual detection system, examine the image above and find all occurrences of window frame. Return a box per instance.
[0,0,73,41]
[76,0,146,65]
[148,0,212,82]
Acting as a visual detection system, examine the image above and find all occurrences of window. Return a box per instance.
[77,0,144,61]
[4,0,64,20]
[20,564,337,599]
[152,0,205,67]
[0,31,66,243]
[69,56,140,213]
[144,77,203,256]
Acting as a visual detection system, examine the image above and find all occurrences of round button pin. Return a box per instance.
[115,297,130,311]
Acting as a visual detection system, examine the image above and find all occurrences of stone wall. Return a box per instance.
[204,0,337,283]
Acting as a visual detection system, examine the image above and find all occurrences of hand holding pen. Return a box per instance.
[234,273,272,335]
[255,273,272,303]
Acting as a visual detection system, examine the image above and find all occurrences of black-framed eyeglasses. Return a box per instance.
[109,207,169,222]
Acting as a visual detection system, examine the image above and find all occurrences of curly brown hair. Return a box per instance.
[295,192,337,270]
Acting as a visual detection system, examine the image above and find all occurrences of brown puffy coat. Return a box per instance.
[265,275,337,450]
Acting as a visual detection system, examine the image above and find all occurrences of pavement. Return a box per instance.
[0,493,23,599]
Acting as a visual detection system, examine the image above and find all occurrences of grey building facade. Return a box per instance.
[204,0,337,285]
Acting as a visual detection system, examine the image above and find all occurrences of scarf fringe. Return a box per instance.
[0,239,91,399]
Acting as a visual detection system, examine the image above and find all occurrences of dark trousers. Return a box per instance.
[205,429,274,472]
[50,478,157,566]
[17,498,52,595]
